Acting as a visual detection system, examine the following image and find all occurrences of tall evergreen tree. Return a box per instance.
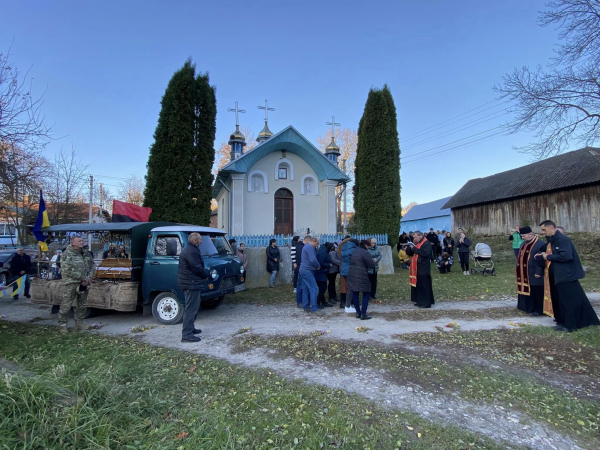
[144,59,216,224]
[353,85,401,241]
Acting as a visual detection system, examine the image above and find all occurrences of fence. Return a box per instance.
[228,233,388,248]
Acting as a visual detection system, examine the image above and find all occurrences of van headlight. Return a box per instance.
[210,269,218,280]
[240,266,245,274]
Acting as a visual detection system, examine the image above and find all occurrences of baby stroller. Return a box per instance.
[470,243,496,276]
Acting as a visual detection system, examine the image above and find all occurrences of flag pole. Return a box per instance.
[37,242,41,278]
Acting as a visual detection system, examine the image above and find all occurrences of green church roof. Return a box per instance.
[213,125,350,198]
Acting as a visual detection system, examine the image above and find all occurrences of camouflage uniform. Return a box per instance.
[58,245,96,325]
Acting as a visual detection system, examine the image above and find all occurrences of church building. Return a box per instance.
[212,105,350,235]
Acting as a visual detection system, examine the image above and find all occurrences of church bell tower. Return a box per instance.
[324,116,341,166]
[228,102,246,161]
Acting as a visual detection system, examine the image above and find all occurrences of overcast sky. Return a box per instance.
[1,0,561,208]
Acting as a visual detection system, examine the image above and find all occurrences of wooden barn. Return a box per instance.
[443,147,600,235]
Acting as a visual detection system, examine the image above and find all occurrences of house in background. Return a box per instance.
[443,147,600,235]
[400,196,452,234]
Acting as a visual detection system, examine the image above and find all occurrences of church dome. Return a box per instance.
[230,125,245,141]
[325,137,340,153]
[258,122,273,139]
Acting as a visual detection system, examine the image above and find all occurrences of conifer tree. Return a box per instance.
[144,59,216,224]
[353,85,401,241]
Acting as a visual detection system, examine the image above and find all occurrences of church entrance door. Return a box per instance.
[274,188,293,235]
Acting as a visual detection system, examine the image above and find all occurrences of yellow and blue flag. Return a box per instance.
[33,190,50,252]
[0,275,26,298]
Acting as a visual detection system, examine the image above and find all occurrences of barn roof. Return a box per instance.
[443,147,600,209]
[401,196,453,222]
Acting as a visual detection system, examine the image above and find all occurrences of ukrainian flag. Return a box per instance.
[0,275,26,298]
[33,190,50,252]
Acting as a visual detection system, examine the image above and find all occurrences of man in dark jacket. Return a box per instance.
[406,231,435,308]
[535,220,599,332]
[266,239,280,287]
[11,248,32,299]
[178,233,210,343]
[426,229,438,262]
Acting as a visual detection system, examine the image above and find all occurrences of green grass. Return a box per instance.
[399,326,600,377]
[228,233,600,305]
[0,322,505,450]
[234,332,600,447]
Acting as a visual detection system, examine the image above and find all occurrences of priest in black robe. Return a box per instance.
[405,231,435,308]
[515,227,545,316]
[535,220,599,332]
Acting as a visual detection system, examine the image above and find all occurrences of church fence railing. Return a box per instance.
[228,233,388,247]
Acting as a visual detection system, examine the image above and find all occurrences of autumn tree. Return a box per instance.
[402,201,418,216]
[495,0,600,158]
[144,59,216,224]
[44,148,89,224]
[0,142,49,244]
[317,127,358,230]
[118,175,145,206]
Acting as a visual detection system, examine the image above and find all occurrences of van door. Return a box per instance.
[143,233,183,300]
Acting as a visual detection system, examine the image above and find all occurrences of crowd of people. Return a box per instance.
[278,235,384,320]
[397,227,472,275]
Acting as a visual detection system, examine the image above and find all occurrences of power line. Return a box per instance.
[401,110,511,151]
[90,173,130,181]
[402,122,512,160]
[402,130,507,166]
[400,99,511,142]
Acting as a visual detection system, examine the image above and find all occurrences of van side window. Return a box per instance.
[155,236,182,256]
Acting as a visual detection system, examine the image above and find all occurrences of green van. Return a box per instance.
[31,223,245,324]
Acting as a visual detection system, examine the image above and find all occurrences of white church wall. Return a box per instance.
[243,152,330,235]
[215,188,230,234]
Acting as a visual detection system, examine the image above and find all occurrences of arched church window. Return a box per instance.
[275,188,293,197]
[275,158,295,181]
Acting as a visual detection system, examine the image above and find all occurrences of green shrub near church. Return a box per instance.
[144,59,216,224]
[353,85,401,242]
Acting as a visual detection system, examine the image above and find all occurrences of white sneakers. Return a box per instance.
[463,271,471,275]
[345,306,355,313]
[293,288,297,293]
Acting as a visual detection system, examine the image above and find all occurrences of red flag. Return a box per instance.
[112,200,152,222]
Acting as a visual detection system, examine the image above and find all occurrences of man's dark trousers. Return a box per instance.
[182,290,201,339]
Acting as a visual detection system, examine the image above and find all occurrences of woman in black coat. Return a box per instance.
[456,233,471,275]
[442,232,455,257]
[266,239,280,287]
[347,240,376,320]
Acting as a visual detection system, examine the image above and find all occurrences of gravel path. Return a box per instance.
[2,294,599,449]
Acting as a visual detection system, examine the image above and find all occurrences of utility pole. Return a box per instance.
[342,159,348,232]
[88,175,93,247]
[99,182,103,218]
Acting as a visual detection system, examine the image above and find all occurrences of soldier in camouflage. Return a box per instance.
[58,235,96,333]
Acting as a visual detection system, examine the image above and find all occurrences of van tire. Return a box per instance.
[152,292,184,325]
[201,295,224,310]
[83,308,97,319]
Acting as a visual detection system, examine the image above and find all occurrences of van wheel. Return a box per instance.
[152,292,184,325]
[83,308,97,319]
[201,295,224,310]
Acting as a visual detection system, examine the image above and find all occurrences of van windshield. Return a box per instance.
[198,234,233,257]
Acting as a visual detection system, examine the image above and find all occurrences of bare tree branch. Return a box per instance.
[0,46,52,150]
[495,0,600,158]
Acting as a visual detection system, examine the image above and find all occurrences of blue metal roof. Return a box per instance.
[213,126,350,198]
[401,196,453,222]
